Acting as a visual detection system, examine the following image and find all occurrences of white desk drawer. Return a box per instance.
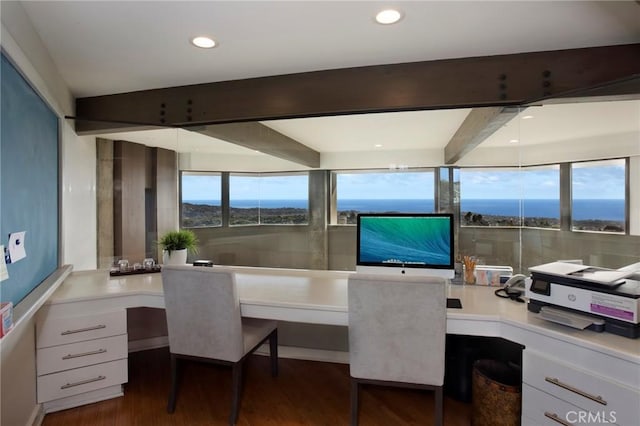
[524,350,639,425]
[37,334,127,376]
[522,384,617,425]
[37,310,126,348]
[37,358,128,403]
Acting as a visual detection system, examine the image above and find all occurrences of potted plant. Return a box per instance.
[158,230,198,265]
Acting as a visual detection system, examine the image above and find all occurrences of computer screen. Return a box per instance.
[356,213,454,278]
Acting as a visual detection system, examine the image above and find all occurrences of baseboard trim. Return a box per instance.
[29,404,44,426]
[127,336,348,364]
[41,385,123,414]
[255,344,349,364]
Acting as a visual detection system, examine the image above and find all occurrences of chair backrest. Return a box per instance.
[348,273,447,386]
[161,265,244,361]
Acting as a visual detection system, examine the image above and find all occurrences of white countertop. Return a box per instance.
[45,266,640,366]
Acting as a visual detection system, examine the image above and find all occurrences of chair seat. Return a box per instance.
[242,318,277,356]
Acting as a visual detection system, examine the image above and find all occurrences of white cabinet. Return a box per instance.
[36,309,128,413]
[522,349,639,426]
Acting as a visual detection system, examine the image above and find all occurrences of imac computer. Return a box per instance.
[356,213,455,279]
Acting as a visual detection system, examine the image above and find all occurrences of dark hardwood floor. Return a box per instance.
[42,347,472,425]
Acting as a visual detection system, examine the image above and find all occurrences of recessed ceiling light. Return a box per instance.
[375,9,402,25]
[509,139,519,144]
[374,144,383,148]
[521,115,534,120]
[191,36,216,49]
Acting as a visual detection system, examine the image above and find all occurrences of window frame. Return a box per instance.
[180,171,223,229]
[458,158,629,234]
[228,171,310,227]
[570,158,628,234]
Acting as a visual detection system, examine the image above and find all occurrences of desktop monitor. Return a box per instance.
[356,213,455,278]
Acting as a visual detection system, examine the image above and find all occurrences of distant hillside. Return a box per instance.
[182,203,624,232]
[182,202,308,227]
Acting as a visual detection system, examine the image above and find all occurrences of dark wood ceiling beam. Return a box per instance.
[444,107,520,164]
[74,44,640,134]
[191,122,320,168]
[528,75,640,105]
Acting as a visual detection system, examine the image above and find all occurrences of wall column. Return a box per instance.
[309,170,329,269]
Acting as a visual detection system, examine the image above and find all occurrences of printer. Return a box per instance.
[525,261,640,339]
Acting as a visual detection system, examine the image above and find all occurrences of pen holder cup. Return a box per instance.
[463,264,476,285]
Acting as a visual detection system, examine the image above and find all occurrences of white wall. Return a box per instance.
[1,3,97,425]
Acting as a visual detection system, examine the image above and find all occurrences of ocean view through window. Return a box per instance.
[229,173,309,225]
[460,167,560,228]
[333,170,435,224]
[571,159,626,233]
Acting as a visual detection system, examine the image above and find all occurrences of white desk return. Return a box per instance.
[35,267,640,425]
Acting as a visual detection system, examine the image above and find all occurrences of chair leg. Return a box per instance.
[167,354,179,413]
[350,378,360,426]
[434,385,443,426]
[229,361,244,425]
[269,329,278,377]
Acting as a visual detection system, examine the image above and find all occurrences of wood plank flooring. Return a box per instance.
[42,347,472,425]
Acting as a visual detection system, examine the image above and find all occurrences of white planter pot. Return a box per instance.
[163,249,188,265]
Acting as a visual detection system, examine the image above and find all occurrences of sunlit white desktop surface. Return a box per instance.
[43,266,639,365]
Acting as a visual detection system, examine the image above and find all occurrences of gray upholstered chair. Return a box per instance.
[348,273,447,426]
[161,265,278,425]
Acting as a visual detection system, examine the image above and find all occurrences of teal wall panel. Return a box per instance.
[1,53,59,306]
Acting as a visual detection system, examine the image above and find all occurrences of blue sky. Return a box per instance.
[182,174,308,200]
[462,163,625,199]
[571,163,626,200]
[337,172,434,199]
[182,162,625,201]
[461,168,559,199]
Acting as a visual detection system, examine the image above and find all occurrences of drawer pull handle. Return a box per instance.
[545,377,607,405]
[544,411,572,426]
[60,375,106,389]
[62,348,107,360]
[61,324,107,335]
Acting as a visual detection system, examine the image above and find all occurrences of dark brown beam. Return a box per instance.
[191,122,320,168]
[75,44,640,134]
[529,76,640,105]
[444,107,519,164]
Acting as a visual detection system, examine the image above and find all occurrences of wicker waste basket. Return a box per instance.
[471,359,521,426]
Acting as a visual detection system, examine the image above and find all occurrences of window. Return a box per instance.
[333,170,435,224]
[181,172,222,227]
[571,159,625,233]
[229,173,309,225]
[460,166,560,228]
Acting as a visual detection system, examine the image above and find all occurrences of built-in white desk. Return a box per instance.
[36,267,640,425]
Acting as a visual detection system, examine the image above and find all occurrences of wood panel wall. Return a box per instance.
[107,141,177,265]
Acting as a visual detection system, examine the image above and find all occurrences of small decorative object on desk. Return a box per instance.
[118,259,129,272]
[193,260,213,267]
[110,259,161,276]
[158,230,198,265]
[463,256,477,285]
[143,258,155,270]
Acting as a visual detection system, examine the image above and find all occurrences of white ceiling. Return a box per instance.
[16,1,640,161]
